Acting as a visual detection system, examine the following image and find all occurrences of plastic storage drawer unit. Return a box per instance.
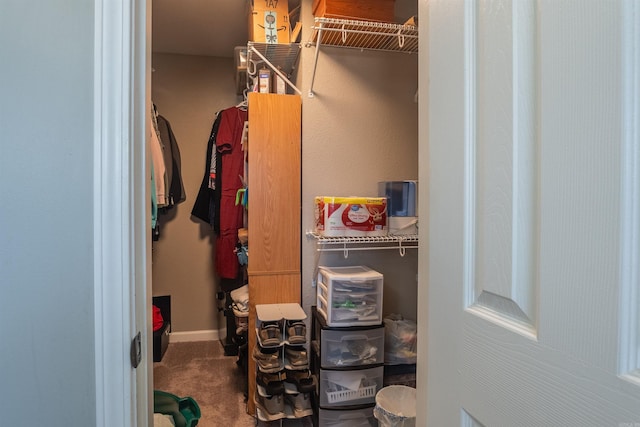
[317,406,375,427]
[317,266,383,327]
[316,319,384,368]
[318,365,384,407]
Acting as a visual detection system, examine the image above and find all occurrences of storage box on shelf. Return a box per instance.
[310,306,384,426]
[379,180,418,235]
[249,0,291,44]
[316,265,383,327]
[254,303,315,422]
[312,0,396,23]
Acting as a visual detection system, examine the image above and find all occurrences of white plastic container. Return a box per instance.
[316,266,383,327]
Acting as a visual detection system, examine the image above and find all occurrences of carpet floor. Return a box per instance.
[153,340,255,427]
[153,341,313,427]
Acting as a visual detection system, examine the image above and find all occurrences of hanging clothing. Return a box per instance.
[191,107,247,280]
[215,107,248,280]
[192,112,222,225]
[149,114,167,208]
[157,115,186,208]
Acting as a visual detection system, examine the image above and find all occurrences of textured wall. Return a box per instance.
[300,0,420,321]
[151,53,239,333]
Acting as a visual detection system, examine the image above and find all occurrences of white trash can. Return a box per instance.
[373,385,416,427]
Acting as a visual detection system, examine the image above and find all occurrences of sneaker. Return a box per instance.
[256,370,285,395]
[255,393,285,422]
[284,368,315,393]
[252,346,283,373]
[285,320,306,344]
[259,321,282,347]
[284,392,313,418]
[284,346,308,368]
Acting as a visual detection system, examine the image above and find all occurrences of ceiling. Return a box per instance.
[152,0,301,58]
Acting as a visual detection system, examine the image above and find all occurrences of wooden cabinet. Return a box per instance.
[247,93,302,414]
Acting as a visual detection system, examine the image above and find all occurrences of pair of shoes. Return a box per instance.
[259,321,282,347]
[255,393,285,421]
[252,346,283,373]
[284,368,315,393]
[256,370,285,395]
[286,320,306,344]
[285,346,308,368]
[284,392,313,418]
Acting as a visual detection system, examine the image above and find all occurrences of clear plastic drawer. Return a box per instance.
[319,325,384,368]
[316,266,383,327]
[318,406,375,427]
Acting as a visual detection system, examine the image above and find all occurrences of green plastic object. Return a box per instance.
[153,390,201,427]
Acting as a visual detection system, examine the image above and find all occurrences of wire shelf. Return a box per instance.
[306,231,418,258]
[305,17,418,97]
[306,17,418,53]
[246,41,302,94]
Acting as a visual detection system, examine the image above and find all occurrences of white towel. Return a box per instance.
[153,413,175,427]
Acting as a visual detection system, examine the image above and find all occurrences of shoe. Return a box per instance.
[284,368,315,393]
[256,370,285,395]
[252,346,283,373]
[284,346,308,368]
[284,392,313,418]
[255,393,285,422]
[259,321,282,347]
[285,320,306,344]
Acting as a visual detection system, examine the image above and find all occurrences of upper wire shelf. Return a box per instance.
[304,17,418,97]
[306,17,419,53]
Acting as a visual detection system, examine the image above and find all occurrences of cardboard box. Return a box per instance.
[249,0,290,44]
[315,196,387,237]
[312,0,396,23]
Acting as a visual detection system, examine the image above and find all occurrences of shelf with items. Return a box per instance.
[246,41,302,95]
[253,303,315,423]
[304,17,419,97]
[306,231,419,258]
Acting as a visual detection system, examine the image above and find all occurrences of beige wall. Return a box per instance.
[151,53,240,333]
[151,0,419,333]
[300,0,419,321]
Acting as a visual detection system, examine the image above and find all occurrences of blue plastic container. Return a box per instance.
[378,181,417,217]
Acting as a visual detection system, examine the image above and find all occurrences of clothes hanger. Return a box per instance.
[235,89,248,110]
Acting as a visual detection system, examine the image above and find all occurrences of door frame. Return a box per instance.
[93,1,152,426]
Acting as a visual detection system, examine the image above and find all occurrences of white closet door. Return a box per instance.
[422,0,640,425]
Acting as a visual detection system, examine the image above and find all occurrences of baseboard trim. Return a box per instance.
[169,329,225,343]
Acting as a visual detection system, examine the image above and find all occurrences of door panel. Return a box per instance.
[423,0,640,425]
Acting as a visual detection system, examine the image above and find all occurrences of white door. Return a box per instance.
[420,0,640,425]
[94,1,152,426]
